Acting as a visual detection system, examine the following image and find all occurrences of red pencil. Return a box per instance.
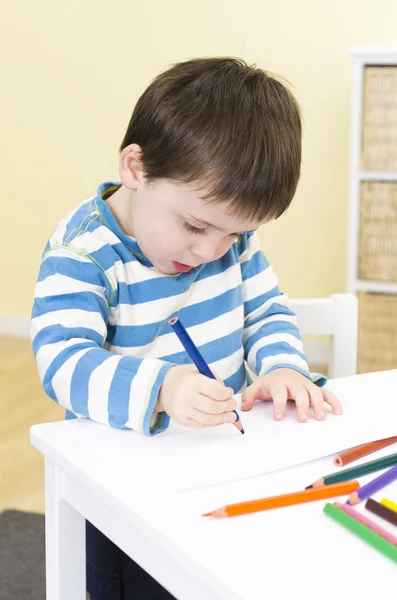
[333,436,397,466]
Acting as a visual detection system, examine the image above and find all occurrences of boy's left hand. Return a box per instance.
[241,368,342,422]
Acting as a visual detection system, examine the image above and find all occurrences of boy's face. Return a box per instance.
[130,178,265,275]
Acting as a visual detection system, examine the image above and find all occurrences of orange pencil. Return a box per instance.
[202,480,359,518]
[333,436,397,467]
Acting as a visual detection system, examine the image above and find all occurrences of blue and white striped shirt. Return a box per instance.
[31,181,322,435]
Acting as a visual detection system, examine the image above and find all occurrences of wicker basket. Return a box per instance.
[358,292,397,373]
[359,181,397,281]
[362,66,397,171]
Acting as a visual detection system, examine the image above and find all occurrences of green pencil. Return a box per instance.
[324,503,397,564]
[306,452,397,489]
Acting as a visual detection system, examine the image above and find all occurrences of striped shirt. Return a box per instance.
[31,181,324,435]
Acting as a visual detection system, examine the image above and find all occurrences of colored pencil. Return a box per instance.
[168,317,244,434]
[306,452,397,489]
[333,436,397,467]
[324,503,397,564]
[202,480,359,518]
[335,502,397,545]
[366,498,397,528]
[349,464,397,505]
[381,498,397,513]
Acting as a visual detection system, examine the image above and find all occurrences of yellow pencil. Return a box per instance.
[381,498,397,513]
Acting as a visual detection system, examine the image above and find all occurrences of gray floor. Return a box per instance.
[0,510,91,600]
[0,509,46,600]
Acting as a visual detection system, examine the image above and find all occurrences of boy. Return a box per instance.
[31,57,341,599]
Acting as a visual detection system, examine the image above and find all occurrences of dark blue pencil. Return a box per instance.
[169,317,244,434]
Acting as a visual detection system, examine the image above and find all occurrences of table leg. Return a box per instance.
[45,457,86,600]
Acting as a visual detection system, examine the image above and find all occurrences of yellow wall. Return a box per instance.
[1,0,397,315]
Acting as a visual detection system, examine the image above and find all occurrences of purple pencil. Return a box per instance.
[349,464,397,505]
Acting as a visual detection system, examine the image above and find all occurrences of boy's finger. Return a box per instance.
[209,367,224,384]
[184,417,206,428]
[269,384,288,420]
[306,384,326,420]
[290,385,310,422]
[196,395,237,414]
[191,408,236,427]
[323,389,343,415]
[198,376,233,401]
[241,380,266,411]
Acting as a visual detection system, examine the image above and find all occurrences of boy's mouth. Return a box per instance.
[172,261,193,273]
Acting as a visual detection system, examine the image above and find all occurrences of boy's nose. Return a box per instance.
[192,242,220,263]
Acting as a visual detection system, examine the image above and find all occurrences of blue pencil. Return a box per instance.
[169,317,244,434]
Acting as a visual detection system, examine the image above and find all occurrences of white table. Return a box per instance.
[31,371,397,600]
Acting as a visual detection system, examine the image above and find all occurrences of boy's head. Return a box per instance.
[116,57,302,275]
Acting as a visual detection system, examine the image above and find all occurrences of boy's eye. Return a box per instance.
[183,221,239,238]
[184,221,206,235]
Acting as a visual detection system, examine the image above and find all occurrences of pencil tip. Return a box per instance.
[240,428,245,435]
[233,420,244,434]
[305,484,313,490]
[202,512,213,517]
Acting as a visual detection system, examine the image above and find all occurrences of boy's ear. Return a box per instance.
[119,144,145,190]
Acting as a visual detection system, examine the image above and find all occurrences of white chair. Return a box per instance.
[290,293,358,379]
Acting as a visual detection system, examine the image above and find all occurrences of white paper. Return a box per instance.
[93,369,393,492]
[68,370,397,493]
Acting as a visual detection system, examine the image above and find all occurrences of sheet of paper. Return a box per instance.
[86,370,397,492]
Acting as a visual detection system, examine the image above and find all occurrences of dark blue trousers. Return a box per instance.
[86,521,175,599]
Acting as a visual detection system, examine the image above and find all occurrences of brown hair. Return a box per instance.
[120,57,302,222]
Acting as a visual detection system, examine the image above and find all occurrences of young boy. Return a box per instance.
[31,57,341,599]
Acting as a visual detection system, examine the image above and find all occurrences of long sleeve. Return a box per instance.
[31,246,173,435]
[240,232,326,386]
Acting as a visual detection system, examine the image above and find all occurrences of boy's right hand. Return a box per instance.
[158,365,237,428]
